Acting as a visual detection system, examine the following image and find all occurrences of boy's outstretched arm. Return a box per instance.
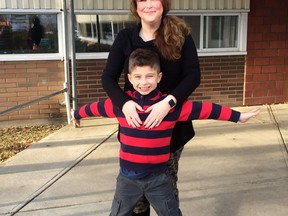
[180,101,260,123]
[70,98,117,128]
[71,109,80,128]
[238,107,260,123]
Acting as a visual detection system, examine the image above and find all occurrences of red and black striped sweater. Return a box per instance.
[74,89,240,175]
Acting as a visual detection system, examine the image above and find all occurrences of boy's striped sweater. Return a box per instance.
[74,89,240,174]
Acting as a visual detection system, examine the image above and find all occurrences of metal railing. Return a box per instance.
[0,88,68,116]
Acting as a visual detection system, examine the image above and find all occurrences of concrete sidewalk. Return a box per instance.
[1,104,288,216]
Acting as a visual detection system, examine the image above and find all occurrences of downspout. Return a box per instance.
[69,0,77,110]
[62,0,71,123]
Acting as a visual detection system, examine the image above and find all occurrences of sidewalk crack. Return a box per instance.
[267,105,288,167]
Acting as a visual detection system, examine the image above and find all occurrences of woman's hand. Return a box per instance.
[144,99,171,129]
[122,100,143,128]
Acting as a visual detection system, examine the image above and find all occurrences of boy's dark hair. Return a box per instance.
[128,48,160,74]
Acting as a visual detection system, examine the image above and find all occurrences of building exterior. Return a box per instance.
[0,0,287,122]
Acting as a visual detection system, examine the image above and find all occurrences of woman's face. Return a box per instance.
[136,0,163,26]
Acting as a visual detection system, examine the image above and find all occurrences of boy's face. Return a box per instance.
[128,66,162,95]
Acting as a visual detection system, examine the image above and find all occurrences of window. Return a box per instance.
[0,11,246,58]
[179,16,201,49]
[204,15,238,49]
[74,13,244,55]
[180,15,240,52]
[75,14,136,53]
[0,14,58,54]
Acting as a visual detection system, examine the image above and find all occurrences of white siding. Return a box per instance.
[75,0,250,10]
[10,0,18,9]
[32,0,40,8]
[0,0,61,9]
[0,0,5,8]
[74,0,129,10]
[171,0,250,10]
[0,0,250,10]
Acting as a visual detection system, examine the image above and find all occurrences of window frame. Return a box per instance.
[170,11,248,56]
[202,14,240,52]
[0,9,248,61]
[76,10,248,59]
[74,12,135,55]
[74,10,131,60]
[0,9,63,61]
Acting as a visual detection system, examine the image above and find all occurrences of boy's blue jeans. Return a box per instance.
[110,170,182,216]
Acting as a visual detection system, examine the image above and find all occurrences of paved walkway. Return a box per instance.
[1,104,288,216]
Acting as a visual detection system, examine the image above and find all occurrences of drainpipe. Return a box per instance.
[69,0,77,111]
[62,0,71,124]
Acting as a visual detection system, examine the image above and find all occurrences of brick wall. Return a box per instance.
[75,56,245,108]
[193,56,245,107]
[1,55,245,122]
[75,59,108,106]
[0,60,66,122]
[245,0,288,105]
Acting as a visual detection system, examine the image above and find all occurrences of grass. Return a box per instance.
[0,124,64,163]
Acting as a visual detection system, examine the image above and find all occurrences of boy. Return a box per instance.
[71,48,260,216]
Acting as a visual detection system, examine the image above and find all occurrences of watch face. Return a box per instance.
[169,99,176,108]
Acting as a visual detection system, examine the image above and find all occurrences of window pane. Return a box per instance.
[179,16,200,49]
[204,16,238,49]
[75,14,136,53]
[0,14,58,54]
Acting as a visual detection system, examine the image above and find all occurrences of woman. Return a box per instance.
[102,0,201,215]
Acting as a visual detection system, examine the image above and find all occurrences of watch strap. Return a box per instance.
[165,96,176,108]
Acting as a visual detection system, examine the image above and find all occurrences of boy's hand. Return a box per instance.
[239,107,260,123]
[70,109,80,127]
